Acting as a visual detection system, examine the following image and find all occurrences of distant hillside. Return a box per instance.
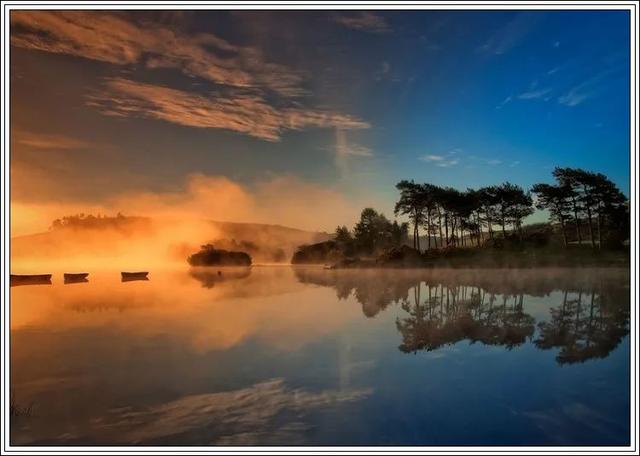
[11,215,332,264]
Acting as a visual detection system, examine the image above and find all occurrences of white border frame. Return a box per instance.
[1,1,637,454]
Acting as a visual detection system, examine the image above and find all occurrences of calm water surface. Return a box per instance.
[10,267,630,446]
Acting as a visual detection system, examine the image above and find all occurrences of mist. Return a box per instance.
[10,174,367,271]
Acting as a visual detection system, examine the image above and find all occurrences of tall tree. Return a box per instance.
[477,186,498,240]
[494,182,533,238]
[589,173,628,247]
[553,168,584,245]
[395,180,425,251]
[531,183,572,246]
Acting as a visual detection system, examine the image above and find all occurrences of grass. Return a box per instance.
[418,244,629,268]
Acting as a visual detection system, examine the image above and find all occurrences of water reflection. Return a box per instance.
[396,286,535,353]
[10,267,629,445]
[294,268,629,364]
[64,277,89,285]
[535,287,629,364]
[189,267,252,288]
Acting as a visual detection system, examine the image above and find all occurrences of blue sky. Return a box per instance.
[10,9,630,232]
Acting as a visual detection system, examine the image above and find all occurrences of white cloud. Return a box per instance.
[496,95,513,109]
[419,154,459,167]
[558,69,616,107]
[558,89,592,107]
[517,87,552,100]
[420,154,445,162]
[478,13,538,55]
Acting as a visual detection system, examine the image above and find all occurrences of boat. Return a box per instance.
[64,273,89,284]
[64,273,89,280]
[10,274,52,287]
[121,271,149,282]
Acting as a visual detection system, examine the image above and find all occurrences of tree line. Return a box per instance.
[393,167,628,251]
[334,208,409,255]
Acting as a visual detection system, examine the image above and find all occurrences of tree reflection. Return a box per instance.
[396,284,535,353]
[534,283,629,364]
[294,268,628,363]
[294,269,420,317]
[189,267,252,289]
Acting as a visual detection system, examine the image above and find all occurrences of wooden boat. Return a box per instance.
[121,271,149,282]
[10,274,52,287]
[64,273,89,280]
[64,273,89,284]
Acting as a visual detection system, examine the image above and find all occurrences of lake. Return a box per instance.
[10,267,630,446]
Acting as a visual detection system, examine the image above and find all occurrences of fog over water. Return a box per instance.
[10,267,630,445]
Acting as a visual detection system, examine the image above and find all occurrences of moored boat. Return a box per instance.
[121,271,149,282]
[64,273,89,284]
[10,274,52,287]
[64,273,89,280]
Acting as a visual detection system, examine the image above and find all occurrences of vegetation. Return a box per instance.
[50,213,150,231]
[214,238,286,263]
[187,244,252,267]
[392,167,627,252]
[394,180,534,249]
[292,167,628,267]
[291,209,408,264]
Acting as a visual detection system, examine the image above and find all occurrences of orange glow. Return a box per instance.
[10,268,362,352]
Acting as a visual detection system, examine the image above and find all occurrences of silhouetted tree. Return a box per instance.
[553,167,585,245]
[549,167,628,247]
[395,180,425,251]
[494,182,533,237]
[477,186,499,240]
[532,183,572,246]
[353,208,403,254]
[335,225,352,244]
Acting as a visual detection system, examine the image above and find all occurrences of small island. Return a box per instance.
[187,244,252,267]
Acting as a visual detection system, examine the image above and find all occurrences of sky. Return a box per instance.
[9,9,631,236]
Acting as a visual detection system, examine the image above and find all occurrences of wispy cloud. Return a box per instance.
[557,73,608,107]
[478,12,538,55]
[498,80,552,108]
[94,378,372,444]
[419,154,459,167]
[334,129,373,179]
[10,11,305,97]
[517,87,552,100]
[466,154,508,167]
[332,12,391,33]
[12,11,370,141]
[374,61,392,81]
[13,131,90,150]
[496,95,513,109]
[87,78,369,141]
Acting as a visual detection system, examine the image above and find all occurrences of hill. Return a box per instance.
[11,216,332,266]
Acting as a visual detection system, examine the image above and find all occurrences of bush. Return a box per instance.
[187,244,252,266]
